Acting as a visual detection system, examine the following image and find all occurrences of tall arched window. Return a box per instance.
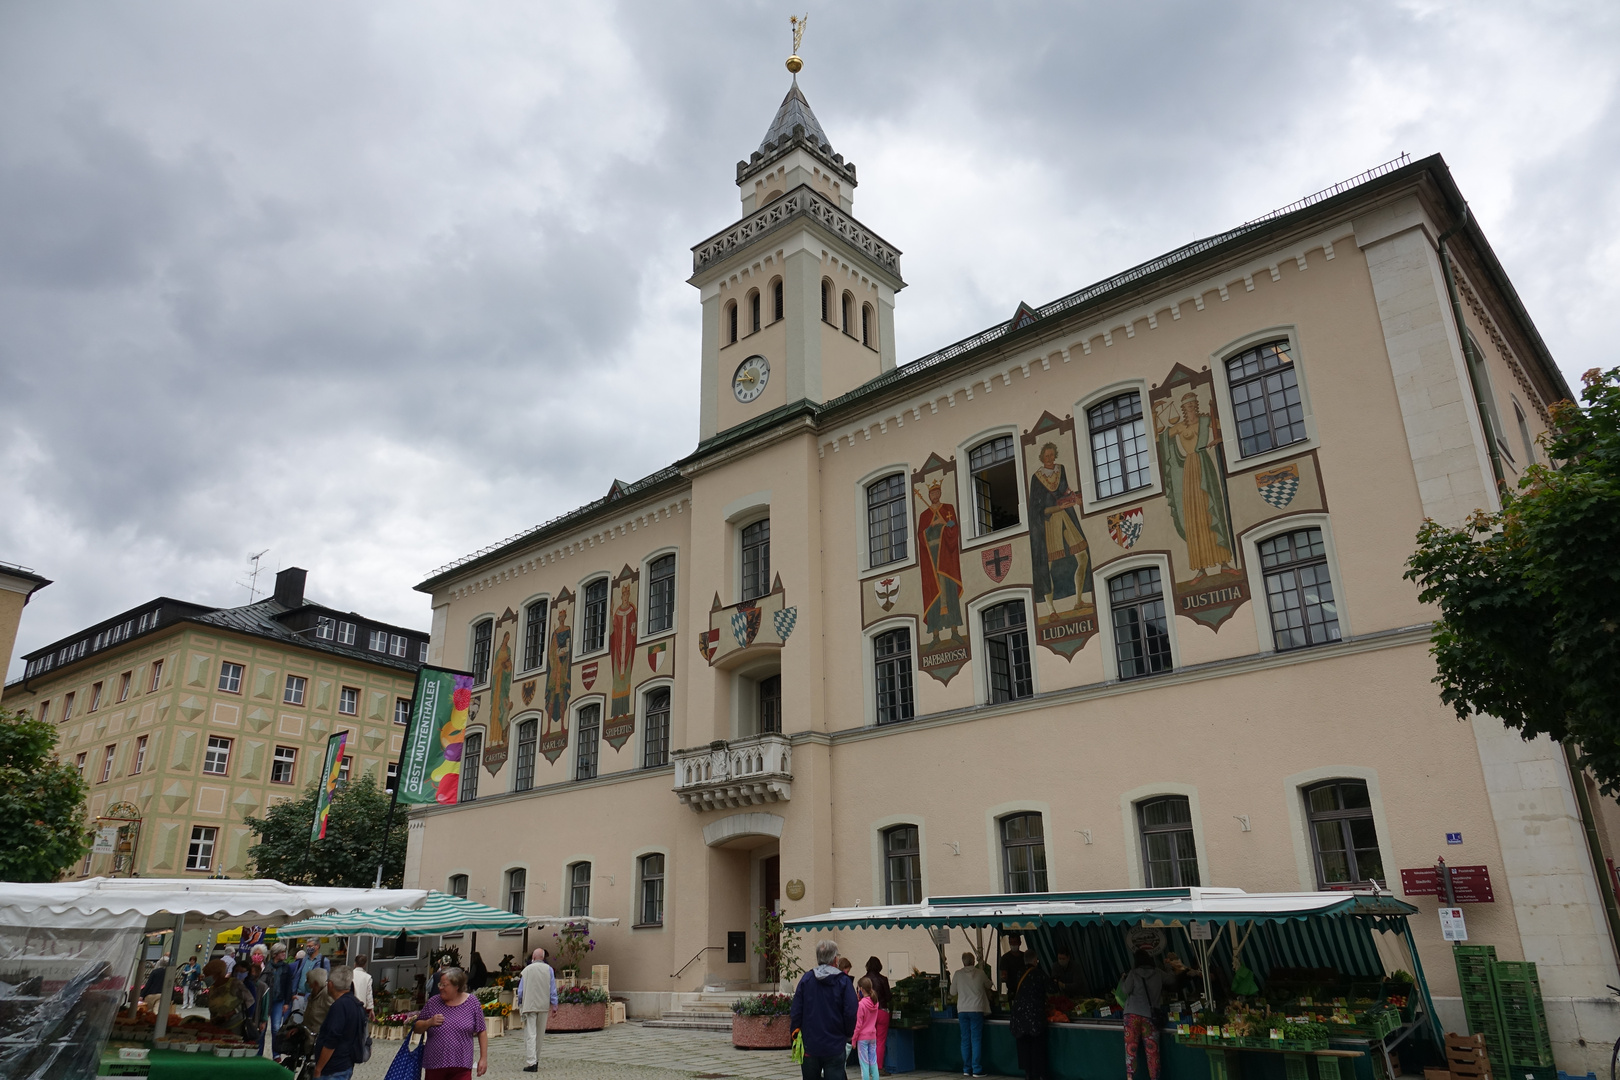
[513,719,537,792]
[506,868,526,915]
[448,874,469,899]
[821,279,832,324]
[1304,780,1384,887]
[862,303,873,347]
[726,300,739,344]
[772,278,784,321]
[460,732,482,802]
[568,861,592,916]
[866,473,909,565]
[883,825,921,904]
[1000,812,1047,893]
[749,289,761,334]
[1138,796,1199,886]
[842,292,854,334]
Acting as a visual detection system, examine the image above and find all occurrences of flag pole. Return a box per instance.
[374,685,419,890]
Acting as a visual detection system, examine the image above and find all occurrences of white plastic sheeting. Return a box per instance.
[0,922,145,1080]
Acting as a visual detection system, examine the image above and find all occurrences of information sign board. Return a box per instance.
[1439,907,1468,941]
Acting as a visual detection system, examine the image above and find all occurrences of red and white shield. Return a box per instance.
[646,643,667,673]
[580,660,598,690]
[981,544,1013,583]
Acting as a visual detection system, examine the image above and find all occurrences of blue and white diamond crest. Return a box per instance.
[773,606,799,643]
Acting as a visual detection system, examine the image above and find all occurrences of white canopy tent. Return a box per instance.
[276,892,527,936]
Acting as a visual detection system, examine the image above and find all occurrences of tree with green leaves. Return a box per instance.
[1406,366,1620,790]
[244,774,406,888]
[0,708,92,881]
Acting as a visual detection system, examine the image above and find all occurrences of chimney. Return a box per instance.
[273,567,307,608]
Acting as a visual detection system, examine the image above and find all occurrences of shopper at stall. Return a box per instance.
[302,966,333,1043]
[179,955,200,1010]
[863,958,891,1074]
[1011,951,1051,1080]
[997,933,1027,1001]
[951,951,993,1077]
[517,947,557,1073]
[312,965,368,1080]
[139,954,169,1012]
[854,976,882,1080]
[1118,950,1165,1080]
[268,943,294,1037]
[468,951,489,991]
[352,956,374,1018]
[203,958,254,1037]
[789,939,859,1080]
[413,966,490,1080]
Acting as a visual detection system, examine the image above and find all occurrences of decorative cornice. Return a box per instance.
[692,184,901,279]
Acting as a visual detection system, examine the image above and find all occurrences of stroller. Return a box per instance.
[273,996,318,1080]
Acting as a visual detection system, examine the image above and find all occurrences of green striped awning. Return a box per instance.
[276,892,527,936]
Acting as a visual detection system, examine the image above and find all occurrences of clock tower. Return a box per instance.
[690,59,906,441]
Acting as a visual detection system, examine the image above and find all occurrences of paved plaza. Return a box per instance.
[350,1019,1015,1079]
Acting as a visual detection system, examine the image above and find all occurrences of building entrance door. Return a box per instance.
[760,854,781,983]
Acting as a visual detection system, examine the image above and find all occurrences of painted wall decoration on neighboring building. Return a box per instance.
[1150,364,1248,630]
[1021,412,1097,658]
[911,453,970,683]
[483,608,518,774]
[605,564,640,748]
[541,588,575,763]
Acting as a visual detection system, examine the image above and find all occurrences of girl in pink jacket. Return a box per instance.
[854,976,881,1080]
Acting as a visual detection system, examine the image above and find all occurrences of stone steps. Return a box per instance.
[639,990,749,1031]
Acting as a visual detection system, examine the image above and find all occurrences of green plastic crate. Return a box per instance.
[1206,1049,1239,1080]
[1284,1054,1312,1080]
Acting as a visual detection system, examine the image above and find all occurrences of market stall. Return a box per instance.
[786,887,1440,1080]
[0,878,427,1080]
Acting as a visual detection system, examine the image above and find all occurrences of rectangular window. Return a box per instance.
[132,735,148,775]
[390,634,407,658]
[873,627,915,725]
[1260,528,1341,651]
[75,752,86,776]
[1226,339,1306,457]
[203,736,232,776]
[99,744,116,783]
[449,874,469,899]
[461,732,482,802]
[513,720,537,792]
[315,616,335,641]
[186,826,217,871]
[646,556,676,635]
[271,746,297,784]
[757,675,782,734]
[148,660,163,692]
[118,672,132,702]
[575,704,601,781]
[569,861,591,917]
[866,474,909,566]
[1089,391,1151,498]
[507,869,526,916]
[1307,780,1385,887]
[523,599,549,669]
[1109,567,1172,679]
[471,619,493,683]
[1514,401,1537,466]
[418,641,429,663]
[337,621,357,646]
[338,755,352,782]
[1001,813,1048,894]
[38,699,49,721]
[642,687,671,769]
[63,692,75,720]
[1139,796,1200,887]
[368,630,388,652]
[581,579,609,653]
[741,519,771,600]
[339,686,358,715]
[970,435,1020,534]
[983,601,1033,703]
[284,674,307,705]
[385,762,398,794]
[639,853,665,926]
[884,825,922,905]
[394,698,411,725]
[89,682,103,711]
[218,662,243,694]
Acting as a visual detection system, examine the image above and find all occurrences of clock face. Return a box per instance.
[732,355,770,402]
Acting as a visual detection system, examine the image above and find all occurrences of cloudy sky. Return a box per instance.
[2,1,1616,678]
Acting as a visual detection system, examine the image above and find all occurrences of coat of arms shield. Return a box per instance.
[980,544,1013,584]
[730,604,762,648]
[1255,463,1301,509]
[521,680,536,705]
[580,660,598,690]
[1107,507,1145,549]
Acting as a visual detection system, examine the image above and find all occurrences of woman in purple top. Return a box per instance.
[411,967,488,1080]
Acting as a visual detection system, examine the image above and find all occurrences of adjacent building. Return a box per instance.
[1,567,428,878]
[0,560,51,675]
[402,75,1611,1066]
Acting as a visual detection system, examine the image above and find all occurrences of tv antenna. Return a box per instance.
[239,550,271,602]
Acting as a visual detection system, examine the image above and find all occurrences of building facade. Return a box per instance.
[2,567,428,879]
[406,77,1618,1066]
[0,560,50,675]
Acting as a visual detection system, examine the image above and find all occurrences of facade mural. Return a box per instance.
[541,587,574,763]
[1149,364,1248,630]
[606,564,640,749]
[1021,412,1097,657]
[911,453,969,683]
[483,607,517,774]
[701,576,797,666]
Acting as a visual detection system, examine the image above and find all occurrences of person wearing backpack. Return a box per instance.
[313,965,369,1080]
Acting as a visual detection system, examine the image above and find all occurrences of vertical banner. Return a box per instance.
[396,666,474,806]
[311,731,348,840]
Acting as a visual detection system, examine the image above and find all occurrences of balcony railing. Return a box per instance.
[671,732,792,812]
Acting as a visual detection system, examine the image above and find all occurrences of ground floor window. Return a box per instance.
[1305,779,1384,887]
[1000,812,1047,893]
[884,824,922,904]
[1138,795,1199,887]
[569,861,592,917]
[639,854,665,926]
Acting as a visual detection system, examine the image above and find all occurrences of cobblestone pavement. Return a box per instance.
[350,1020,1014,1079]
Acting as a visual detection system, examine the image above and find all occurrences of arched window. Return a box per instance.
[821,279,832,324]
[969,435,1020,534]
[1259,528,1340,650]
[642,685,671,769]
[1138,796,1199,886]
[568,861,592,916]
[460,732,482,801]
[638,853,665,925]
[646,554,676,634]
[1304,780,1384,887]
[582,577,609,653]
[862,303,873,347]
[448,874,469,899]
[741,518,771,600]
[1226,339,1305,456]
[1109,567,1172,679]
[1088,391,1151,498]
[1000,812,1047,893]
[866,473,909,565]
[505,868,526,915]
[842,291,854,334]
[983,601,1032,703]
[873,627,914,725]
[513,719,537,792]
[883,825,921,904]
[749,289,761,334]
[772,278,784,322]
[471,619,493,684]
[726,300,739,344]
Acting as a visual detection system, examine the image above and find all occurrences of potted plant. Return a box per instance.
[551,924,595,980]
[730,992,793,1049]
[751,907,804,990]
[480,995,508,1037]
[550,984,610,1031]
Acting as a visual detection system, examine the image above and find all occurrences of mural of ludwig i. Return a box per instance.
[1021,412,1097,657]
[541,587,575,763]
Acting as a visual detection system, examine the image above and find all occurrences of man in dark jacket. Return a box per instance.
[789,939,858,1080]
[1011,951,1051,1080]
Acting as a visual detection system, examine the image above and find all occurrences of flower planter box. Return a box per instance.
[732,1013,793,1049]
[548,1003,606,1032]
[485,1015,504,1038]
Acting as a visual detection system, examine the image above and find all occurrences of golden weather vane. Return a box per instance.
[787,13,807,73]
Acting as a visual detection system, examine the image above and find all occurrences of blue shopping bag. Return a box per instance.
[382,1029,426,1080]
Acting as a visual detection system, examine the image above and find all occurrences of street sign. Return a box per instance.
[1446,832,1463,845]
[1439,907,1468,941]
[1399,864,1494,903]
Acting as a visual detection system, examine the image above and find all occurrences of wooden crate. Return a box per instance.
[1447,1033,1493,1080]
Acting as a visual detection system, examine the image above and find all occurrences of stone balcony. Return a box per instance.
[672,733,792,812]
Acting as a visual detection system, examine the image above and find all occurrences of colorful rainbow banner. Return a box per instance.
[395,667,474,807]
[311,731,348,841]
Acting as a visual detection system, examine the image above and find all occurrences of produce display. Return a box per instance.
[888,971,939,1028]
[1174,971,1414,1049]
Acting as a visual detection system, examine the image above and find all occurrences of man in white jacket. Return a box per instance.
[350,956,374,1018]
[516,947,556,1073]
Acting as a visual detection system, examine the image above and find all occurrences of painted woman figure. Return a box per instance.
[608,581,638,719]
[1155,392,1235,579]
[912,479,964,644]
[543,604,573,738]
[1027,441,1093,617]
[485,629,514,766]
